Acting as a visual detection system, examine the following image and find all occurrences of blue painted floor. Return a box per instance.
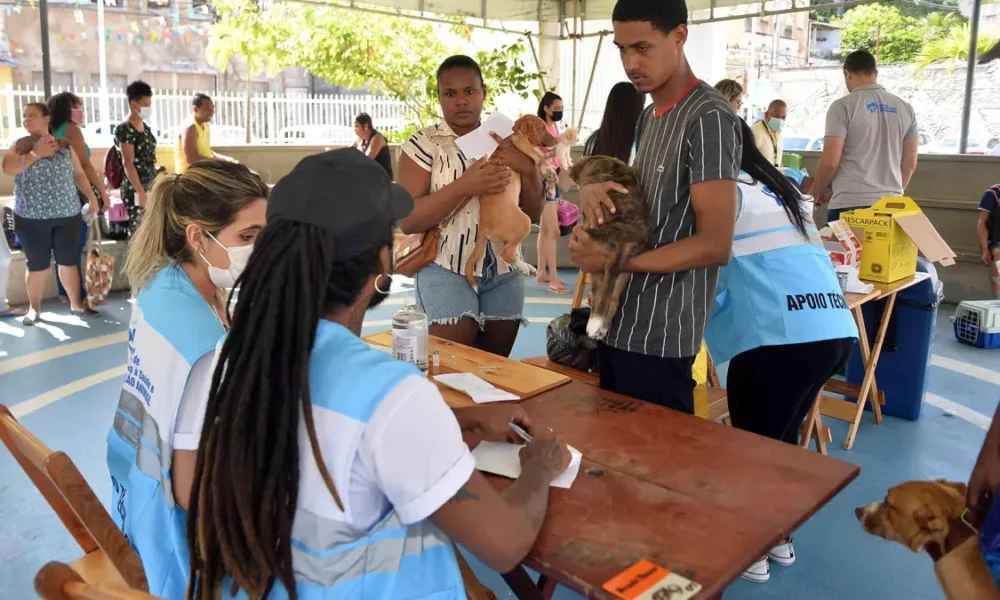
[1,269,996,599]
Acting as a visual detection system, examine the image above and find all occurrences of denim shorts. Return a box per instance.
[415,260,526,328]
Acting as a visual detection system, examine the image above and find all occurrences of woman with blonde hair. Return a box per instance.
[715,79,744,113]
[105,160,267,599]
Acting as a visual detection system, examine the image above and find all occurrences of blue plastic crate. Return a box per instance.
[953,301,1000,349]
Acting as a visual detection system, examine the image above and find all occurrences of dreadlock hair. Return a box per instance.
[738,118,808,236]
[186,219,392,600]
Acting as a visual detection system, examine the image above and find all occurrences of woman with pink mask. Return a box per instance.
[49,92,110,311]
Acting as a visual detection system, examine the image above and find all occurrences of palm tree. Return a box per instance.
[913,23,1000,73]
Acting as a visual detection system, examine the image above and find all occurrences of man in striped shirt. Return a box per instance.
[569,0,740,414]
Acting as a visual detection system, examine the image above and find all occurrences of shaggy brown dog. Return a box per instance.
[465,115,555,290]
[569,155,650,340]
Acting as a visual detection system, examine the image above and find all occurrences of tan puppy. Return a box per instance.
[465,115,555,290]
[856,480,967,551]
[856,480,998,600]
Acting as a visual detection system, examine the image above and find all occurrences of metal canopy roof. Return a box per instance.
[311,0,844,26]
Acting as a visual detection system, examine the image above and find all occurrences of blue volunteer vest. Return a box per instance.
[110,296,466,598]
[705,179,858,365]
[106,264,225,598]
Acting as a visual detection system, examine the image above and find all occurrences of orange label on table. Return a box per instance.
[602,560,701,600]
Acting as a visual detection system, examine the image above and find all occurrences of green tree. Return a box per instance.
[286,5,543,130]
[206,2,543,136]
[838,4,926,63]
[913,23,1000,72]
[207,0,296,142]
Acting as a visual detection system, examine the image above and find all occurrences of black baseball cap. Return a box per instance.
[267,148,413,259]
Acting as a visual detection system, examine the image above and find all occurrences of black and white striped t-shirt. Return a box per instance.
[606,81,742,359]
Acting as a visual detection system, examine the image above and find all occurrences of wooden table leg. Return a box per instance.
[844,292,897,449]
[852,305,884,423]
[800,391,828,455]
[503,565,546,600]
[571,270,588,310]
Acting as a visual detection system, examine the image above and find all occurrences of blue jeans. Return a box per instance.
[826,207,864,223]
[415,259,526,328]
[57,220,87,302]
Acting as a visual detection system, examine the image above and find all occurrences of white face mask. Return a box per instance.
[139,105,153,121]
[199,231,253,289]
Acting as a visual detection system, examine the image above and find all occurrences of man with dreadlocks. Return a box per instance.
[133,149,570,600]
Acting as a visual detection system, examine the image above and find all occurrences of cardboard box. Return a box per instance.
[822,219,863,266]
[841,197,956,284]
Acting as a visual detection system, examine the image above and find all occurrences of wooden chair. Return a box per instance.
[35,562,158,600]
[0,404,149,592]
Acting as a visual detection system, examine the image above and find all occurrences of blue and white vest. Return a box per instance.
[111,298,466,598]
[265,321,466,599]
[106,264,225,598]
[705,178,858,365]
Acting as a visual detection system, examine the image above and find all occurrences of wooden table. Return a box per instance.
[520,356,731,424]
[364,332,571,406]
[806,273,931,451]
[369,333,859,599]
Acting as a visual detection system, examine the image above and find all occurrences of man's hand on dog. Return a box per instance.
[457,157,512,198]
[580,182,626,226]
[568,226,607,273]
[488,131,534,176]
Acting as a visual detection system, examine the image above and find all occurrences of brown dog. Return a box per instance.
[569,155,650,340]
[856,480,967,552]
[857,480,998,600]
[465,115,555,290]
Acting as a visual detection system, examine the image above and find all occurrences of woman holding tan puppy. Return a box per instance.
[397,55,545,357]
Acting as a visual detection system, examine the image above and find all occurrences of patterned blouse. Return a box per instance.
[14,147,79,220]
[400,121,519,278]
[114,120,158,196]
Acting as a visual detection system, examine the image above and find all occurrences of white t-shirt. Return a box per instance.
[173,353,473,529]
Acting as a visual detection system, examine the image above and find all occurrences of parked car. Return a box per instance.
[922,137,1000,155]
[277,125,356,146]
[87,121,165,148]
[782,136,825,152]
[168,124,254,146]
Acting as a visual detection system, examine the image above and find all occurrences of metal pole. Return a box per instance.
[960,0,982,154]
[577,32,604,131]
[39,0,51,98]
[526,33,547,93]
[571,0,578,125]
[98,0,110,126]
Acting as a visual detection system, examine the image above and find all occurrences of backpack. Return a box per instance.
[104,144,124,190]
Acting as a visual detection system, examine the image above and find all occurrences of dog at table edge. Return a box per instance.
[465,115,556,291]
[568,155,651,340]
[856,480,1000,600]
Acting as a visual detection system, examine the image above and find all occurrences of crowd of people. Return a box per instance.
[0,0,995,596]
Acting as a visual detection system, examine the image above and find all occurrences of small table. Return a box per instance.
[806,273,931,451]
[363,332,571,406]
[369,333,859,599]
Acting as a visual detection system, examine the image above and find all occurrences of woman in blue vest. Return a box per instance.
[170,149,569,599]
[705,120,858,583]
[105,161,268,598]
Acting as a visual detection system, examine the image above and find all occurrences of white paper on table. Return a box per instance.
[472,441,583,489]
[835,265,875,294]
[433,372,520,403]
[454,112,515,159]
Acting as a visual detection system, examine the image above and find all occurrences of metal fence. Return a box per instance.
[0,85,411,146]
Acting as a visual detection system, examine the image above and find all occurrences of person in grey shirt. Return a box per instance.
[807,50,919,221]
[568,0,739,415]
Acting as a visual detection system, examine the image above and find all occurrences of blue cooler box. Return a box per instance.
[844,258,943,420]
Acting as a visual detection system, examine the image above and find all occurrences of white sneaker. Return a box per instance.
[768,538,796,566]
[740,556,769,583]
